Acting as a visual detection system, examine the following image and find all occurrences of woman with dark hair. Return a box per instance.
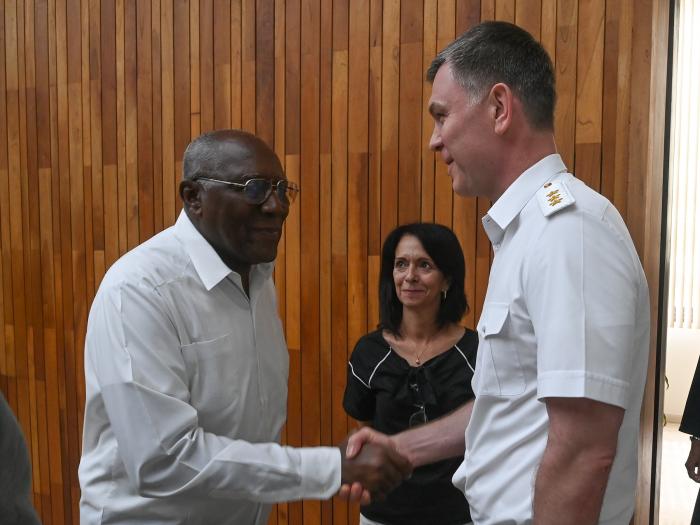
[343,223,477,525]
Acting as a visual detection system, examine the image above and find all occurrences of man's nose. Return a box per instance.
[260,188,287,215]
[429,126,442,151]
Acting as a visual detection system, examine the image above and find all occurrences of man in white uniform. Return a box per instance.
[344,21,650,525]
[79,130,410,524]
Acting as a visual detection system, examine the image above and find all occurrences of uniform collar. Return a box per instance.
[483,154,567,245]
[173,210,275,291]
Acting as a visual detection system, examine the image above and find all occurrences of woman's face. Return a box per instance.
[393,234,449,311]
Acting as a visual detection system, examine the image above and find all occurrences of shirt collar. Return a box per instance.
[173,211,275,291]
[483,154,568,244]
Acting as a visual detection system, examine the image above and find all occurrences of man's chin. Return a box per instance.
[250,248,279,265]
[452,181,474,198]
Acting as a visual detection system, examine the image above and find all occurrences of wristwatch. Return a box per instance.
[691,435,700,442]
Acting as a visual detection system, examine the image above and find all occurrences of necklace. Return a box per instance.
[414,347,427,366]
[412,333,439,365]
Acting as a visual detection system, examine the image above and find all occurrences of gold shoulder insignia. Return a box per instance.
[536,180,575,217]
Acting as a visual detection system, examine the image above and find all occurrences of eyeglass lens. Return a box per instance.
[408,405,427,427]
[244,179,297,205]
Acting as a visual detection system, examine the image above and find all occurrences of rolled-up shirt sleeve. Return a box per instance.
[86,279,341,503]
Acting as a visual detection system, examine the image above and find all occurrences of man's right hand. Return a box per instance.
[338,432,411,503]
[337,403,471,503]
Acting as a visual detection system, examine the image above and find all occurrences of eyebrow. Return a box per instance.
[428,101,445,117]
[394,255,434,263]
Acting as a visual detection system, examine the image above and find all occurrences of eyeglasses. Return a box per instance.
[196,176,300,206]
[408,382,428,428]
[408,404,427,428]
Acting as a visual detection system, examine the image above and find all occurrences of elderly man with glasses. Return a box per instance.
[78,129,410,525]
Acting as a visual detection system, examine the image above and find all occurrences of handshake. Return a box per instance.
[337,428,411,503]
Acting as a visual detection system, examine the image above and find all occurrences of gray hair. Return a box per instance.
[426,21,556,130]
[182,131,225,181]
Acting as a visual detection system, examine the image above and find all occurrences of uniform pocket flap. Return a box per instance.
[483,303,509,337]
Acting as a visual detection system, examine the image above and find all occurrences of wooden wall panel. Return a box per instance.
[0,1,669,524]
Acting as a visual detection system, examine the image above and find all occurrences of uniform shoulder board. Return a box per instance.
[536,180,575,217]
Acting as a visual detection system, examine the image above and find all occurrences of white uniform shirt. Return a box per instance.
[79,211,341,525]
[452,154,650,525]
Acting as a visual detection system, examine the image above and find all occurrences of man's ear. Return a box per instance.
[487,83,513,136]
[179,180,203,217]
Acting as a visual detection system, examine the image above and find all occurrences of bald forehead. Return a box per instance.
[184,130,284,181]
[208,131,277,165]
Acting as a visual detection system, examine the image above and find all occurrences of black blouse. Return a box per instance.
[343,328,478,525]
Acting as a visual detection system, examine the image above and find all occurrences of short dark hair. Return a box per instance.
[379,223,468,335]
[427,21,556,130]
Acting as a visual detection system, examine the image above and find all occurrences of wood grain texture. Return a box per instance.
[0,1,669,523]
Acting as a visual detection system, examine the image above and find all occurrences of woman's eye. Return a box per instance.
[420,261,432,269]
[394,260,407,269]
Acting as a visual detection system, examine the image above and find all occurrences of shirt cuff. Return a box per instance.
[298,446,342,499]
[537,370,630,409]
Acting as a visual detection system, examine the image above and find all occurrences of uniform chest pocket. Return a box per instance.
[478,302,526,396]
[181,332,251,418]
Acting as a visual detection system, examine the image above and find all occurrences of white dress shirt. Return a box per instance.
[452,154,650,524]
[79,211,341,525]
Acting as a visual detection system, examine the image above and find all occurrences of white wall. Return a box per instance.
[664,328,700,422]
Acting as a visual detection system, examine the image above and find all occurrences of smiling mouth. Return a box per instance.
[251,228,282,237]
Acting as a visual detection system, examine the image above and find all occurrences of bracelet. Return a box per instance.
[691,435,700,442]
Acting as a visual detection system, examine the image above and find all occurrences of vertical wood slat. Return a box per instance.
[330,0,349,522]
[151,0,164,236]
[0,1,669,524]
[0,3,9,410]
[397,0,423,225]
[23,1,47,518]
[318,1,333,523]
[431,0,452,228]
[379,0,399,246]
[554,0,577,169]
[574,0,604,192]
[34,1,63,522]
[420,0,438,225]
[299,0,321,523]
[160,0,175,228]
[47,1,71,521]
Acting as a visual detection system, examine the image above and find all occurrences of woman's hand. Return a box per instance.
[686,439,700,483]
